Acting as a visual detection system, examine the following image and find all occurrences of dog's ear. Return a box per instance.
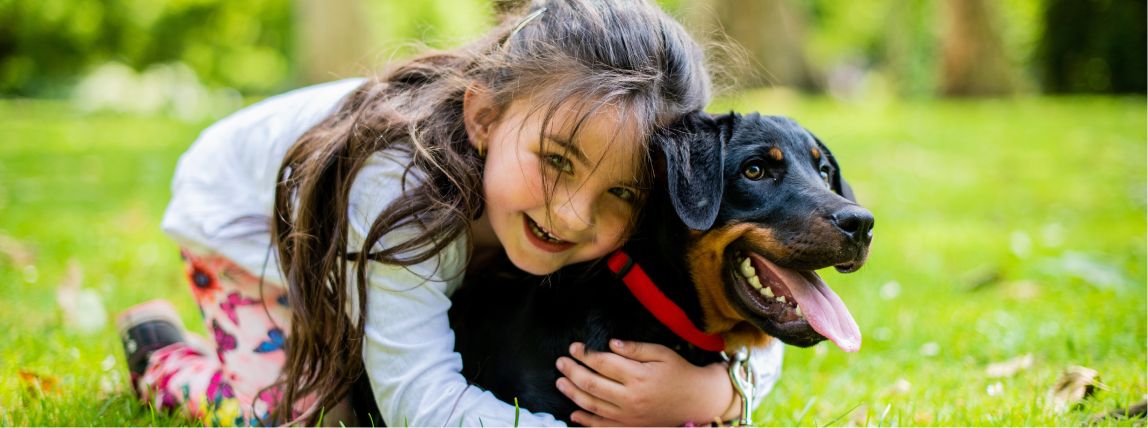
[811,133,857,203]
[657,111,726,230]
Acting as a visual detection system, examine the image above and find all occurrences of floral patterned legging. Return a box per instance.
[136,249,290,426]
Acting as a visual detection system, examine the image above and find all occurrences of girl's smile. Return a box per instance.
[524,215,575,253]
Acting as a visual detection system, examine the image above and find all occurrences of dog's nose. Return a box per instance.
[831,206,874,245]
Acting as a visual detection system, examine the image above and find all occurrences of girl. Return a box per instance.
[117,0,783,425]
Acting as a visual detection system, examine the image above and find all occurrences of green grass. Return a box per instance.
[1,94,1144,426]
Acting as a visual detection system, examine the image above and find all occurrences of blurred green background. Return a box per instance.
[0,0,1144,425]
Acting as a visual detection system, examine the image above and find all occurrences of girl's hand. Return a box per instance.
[555,339,738,426]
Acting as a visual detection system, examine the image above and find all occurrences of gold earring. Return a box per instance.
[477,142,486,158]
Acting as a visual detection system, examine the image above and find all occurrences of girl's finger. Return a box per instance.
[570,410,625,427]
[568,342,641,383]
[609,339,675,363]
[555,376,622,421]
[556,355,626,402]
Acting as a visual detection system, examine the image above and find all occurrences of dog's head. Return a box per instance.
[656,112,873,352]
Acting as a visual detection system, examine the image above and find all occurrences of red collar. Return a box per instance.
[606,250,726,352]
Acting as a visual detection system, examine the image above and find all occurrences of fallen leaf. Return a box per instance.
[1048,365,1107,413]
[986,353,1034,378]
[18,370,60,396]
[0,234,34,266]
[1089,399,1147,423]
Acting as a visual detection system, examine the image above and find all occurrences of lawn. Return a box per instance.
[0,93,1144,426]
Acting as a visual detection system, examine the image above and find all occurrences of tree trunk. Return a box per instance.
[939,0,1014,96]
[687,0,820,91]
[294,0,371,84]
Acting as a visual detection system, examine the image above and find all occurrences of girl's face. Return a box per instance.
[467,94,645,275]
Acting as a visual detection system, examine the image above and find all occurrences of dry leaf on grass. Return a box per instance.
[986,353,1034,378]
[18,370,60,396]
[0,234,34,266]
[1048,365,1107,413]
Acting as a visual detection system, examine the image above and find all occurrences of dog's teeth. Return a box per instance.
[739,258,755,278]
[795,305,803,317]
[763,286,775,298]
[776,296,786,304]
[747,275,762,289]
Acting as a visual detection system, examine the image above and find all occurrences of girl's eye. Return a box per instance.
[609,187,637,202]
[545,154,575,174]
[742,161,766,180]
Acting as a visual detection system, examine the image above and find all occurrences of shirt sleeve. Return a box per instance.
[349,152,565,427]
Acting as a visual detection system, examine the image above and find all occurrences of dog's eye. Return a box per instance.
[819,166,832,188]
[742,161,766,180]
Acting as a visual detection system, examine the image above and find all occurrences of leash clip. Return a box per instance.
[723,348,755,426]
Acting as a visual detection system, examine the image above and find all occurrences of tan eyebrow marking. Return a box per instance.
[811,147,821,160]
[768,147,784,161]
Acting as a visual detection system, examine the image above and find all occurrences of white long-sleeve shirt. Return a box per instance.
[161,79,782,426]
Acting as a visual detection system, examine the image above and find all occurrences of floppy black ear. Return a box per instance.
[657,111,728,230]
[812,133,857,203]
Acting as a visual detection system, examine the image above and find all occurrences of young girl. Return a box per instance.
[117,0,783,425]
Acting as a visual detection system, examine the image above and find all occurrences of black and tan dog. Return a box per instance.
[449,112,874,421]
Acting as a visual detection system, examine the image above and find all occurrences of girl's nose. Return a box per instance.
[551,190,596,235]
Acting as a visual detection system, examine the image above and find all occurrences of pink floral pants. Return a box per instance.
[136,249,291,426]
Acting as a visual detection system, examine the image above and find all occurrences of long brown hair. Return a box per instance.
[271,0,712,422]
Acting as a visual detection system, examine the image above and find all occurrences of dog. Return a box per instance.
[448,112,874,422]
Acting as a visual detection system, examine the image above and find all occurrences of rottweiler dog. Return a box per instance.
[448,112,874,422]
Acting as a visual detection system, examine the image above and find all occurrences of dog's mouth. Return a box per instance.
[725,249,861,352]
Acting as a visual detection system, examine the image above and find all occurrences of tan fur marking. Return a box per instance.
[769,147,783,161]
[811,147,821,160]
[686,223,787,352]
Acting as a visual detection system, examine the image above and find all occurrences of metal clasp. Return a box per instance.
[724,348,755,426]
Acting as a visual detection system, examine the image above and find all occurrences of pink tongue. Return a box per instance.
[753,255,862,352]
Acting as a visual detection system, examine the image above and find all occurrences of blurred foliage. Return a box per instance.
[0,0,292,97]
[801,0,1045,97]
[0,0,1142,99]
[1039,0,1147,93]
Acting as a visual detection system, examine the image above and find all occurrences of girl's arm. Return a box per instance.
[351,154,565,427]
[555,339,784,426]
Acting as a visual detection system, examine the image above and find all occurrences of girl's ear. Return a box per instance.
[463,84,499,151]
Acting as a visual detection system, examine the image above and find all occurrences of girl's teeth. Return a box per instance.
[529,220,563,243]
